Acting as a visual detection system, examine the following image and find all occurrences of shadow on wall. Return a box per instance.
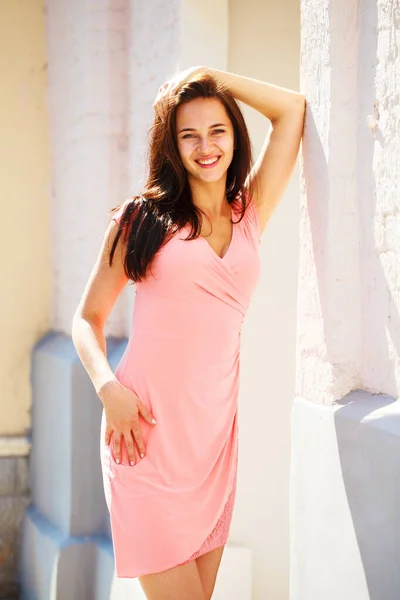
[304,1,399,397]
[334,2,400,599]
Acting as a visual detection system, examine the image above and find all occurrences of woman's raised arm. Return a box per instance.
[207,67,306,234]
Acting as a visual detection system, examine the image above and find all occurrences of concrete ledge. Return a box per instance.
[290,391,400,600]
[0,437,31,458]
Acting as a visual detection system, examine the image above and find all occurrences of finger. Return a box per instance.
[154,82,170,105]
[137,401,157,425]
[123,431,137,466]
[113,433,121,464]
[104,427,112,446]
[165,80,174,94]
[131,419,146,459]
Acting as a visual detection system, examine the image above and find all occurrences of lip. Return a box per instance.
[195,156,221,168]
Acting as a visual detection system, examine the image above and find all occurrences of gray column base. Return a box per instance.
[19,332,127,600]
[20,504,114,600]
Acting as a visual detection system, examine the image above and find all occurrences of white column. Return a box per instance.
[292,1,400,598]
[47,0,130,336]
[297,0,361,406]
[21,2,132,598]
[127,0,182,197]
[358,1,400,389]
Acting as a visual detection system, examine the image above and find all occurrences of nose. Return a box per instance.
[198,135,213,154]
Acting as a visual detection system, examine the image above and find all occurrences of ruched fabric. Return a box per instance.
[100,194,261,577]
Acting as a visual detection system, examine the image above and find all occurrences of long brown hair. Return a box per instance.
[108,72,254,282]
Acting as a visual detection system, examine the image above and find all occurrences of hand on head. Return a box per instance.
[152,66,206,122]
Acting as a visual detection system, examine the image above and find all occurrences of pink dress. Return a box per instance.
[100,194,261,578]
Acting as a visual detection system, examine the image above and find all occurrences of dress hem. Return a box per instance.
[115,466,238,579]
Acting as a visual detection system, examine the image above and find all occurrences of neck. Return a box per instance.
[188,177,230,218]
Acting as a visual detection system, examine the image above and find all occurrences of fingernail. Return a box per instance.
[116,458,120,464]
[130,461,135,466]
[140,453,145,459]
[152,418,157,424]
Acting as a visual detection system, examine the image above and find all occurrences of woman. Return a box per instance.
[72,66,305,600]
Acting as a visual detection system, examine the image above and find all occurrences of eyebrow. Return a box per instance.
[178,123,227,134]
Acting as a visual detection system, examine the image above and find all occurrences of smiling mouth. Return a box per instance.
[195,156,221,168]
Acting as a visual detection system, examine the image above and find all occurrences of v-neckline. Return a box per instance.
[197,203,236,262]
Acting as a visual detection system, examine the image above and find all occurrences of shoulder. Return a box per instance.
[110,198,135,225]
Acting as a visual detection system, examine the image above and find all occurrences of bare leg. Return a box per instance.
[195,546,225,600]
[138,559,206,600]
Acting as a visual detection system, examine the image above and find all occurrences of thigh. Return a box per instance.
[138,559,206,600]
[195,546,225,600]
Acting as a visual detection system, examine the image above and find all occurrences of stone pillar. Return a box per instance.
[291,1,400,598]
[127,0,182,197]
[20,1,131,598]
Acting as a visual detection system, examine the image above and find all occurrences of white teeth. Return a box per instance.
[197,157,219,165]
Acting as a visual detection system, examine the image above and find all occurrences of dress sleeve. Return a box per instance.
[244,194,261,246]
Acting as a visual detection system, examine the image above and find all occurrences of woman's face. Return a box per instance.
[175,97,235,185]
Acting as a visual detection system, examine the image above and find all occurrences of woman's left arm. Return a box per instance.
[208,68,306,234]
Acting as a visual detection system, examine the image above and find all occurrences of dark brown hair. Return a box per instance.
[108,72,254,282]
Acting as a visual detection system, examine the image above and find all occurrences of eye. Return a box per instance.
[182,133,196,139]
[212,129,225,134]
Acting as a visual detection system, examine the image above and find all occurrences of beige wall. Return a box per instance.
[181,0,229,71]
[228,1,300,598]
[0,0,51,435]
